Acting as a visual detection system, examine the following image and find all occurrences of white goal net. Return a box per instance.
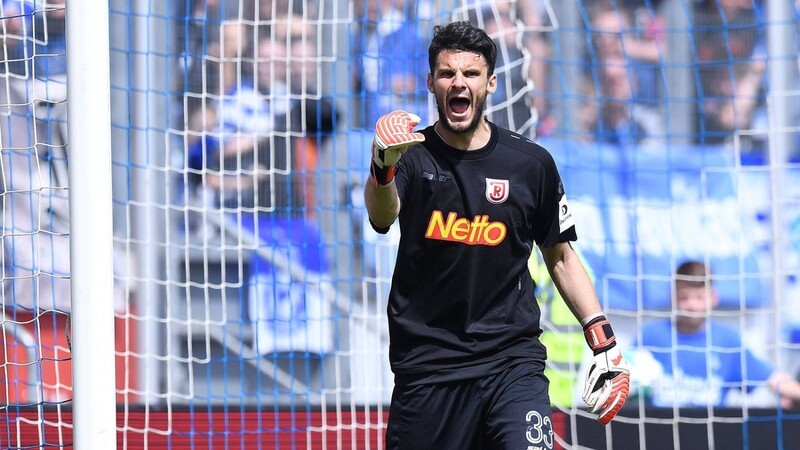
[0,0,798,448]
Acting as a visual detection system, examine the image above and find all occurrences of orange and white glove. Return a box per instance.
[370,110,425,186]
[581,315,631,425]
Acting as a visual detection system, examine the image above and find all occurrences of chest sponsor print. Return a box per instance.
[424,210,507,246]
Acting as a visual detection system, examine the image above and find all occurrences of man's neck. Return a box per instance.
[434,119,492,151]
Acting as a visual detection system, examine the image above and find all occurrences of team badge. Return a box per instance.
[485,178,509,204]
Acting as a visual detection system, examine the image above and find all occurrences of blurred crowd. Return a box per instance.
[169,0,800,409]
[0,0,797,410]
[170,0,791,219]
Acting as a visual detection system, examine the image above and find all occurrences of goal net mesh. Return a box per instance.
[0,0,798,448]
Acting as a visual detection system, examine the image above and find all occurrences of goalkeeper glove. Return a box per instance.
[581,315,631,425]
[370,110,425,186]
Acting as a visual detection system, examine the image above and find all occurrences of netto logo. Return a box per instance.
[424,210,507,246]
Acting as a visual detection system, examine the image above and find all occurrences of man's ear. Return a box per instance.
[487,73,498,94]
[427,73,434,93]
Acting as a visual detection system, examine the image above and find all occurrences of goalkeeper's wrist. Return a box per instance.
[583,314,617,355]
[370,160,397,187]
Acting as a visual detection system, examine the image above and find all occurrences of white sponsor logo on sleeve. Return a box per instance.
[558,194,575,233]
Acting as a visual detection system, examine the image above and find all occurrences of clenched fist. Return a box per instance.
[370,110,425,186]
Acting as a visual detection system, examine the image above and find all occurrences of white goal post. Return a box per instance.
[66,0,116,448]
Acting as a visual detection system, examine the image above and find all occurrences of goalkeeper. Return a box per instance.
[363,21,630,450]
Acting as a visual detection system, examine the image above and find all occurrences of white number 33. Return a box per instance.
[525,410,553,449]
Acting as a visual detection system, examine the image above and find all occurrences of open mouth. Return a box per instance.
[448,97,471,117]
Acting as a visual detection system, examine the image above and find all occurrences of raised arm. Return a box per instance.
[363,110,425,230]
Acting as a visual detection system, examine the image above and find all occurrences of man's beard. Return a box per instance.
[436,92,488,134]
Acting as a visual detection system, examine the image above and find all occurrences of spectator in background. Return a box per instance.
[351,0,431,129]
[698,61,765,147]
[634,260,800,408]
[181,17,337,216]
[181,15,338,356]
[248,33,338,356]
[576,3,664,146]
[693,0,767,149]
[587,3,664,104]
[180,11,339,353]
[587,54,663,146]
[254,36,292,125]
[177,0,226,92]
[284,36,338,218]
[185,20,271,211]
[252,35,337,217]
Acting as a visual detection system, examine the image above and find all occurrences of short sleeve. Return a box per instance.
[533,151,577,247]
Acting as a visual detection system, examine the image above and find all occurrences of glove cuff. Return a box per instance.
[370,160,397,187]
[583,315,617,355]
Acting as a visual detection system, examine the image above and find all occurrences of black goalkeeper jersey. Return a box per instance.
[373,121,578,385]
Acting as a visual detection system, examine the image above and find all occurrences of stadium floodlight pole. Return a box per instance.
[66,0,118,448]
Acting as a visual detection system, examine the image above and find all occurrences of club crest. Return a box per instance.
[485,178,509,204]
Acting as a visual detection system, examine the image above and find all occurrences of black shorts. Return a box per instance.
[386,360,553,450]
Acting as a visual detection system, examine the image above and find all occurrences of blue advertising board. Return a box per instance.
[540,138,767,311]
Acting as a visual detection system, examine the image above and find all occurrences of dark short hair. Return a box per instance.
[674,260,711,288]
[428,20,497,76]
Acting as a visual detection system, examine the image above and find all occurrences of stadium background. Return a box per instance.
[0,0,799,448]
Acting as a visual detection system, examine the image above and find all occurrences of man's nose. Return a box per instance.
[452,71,467,88]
